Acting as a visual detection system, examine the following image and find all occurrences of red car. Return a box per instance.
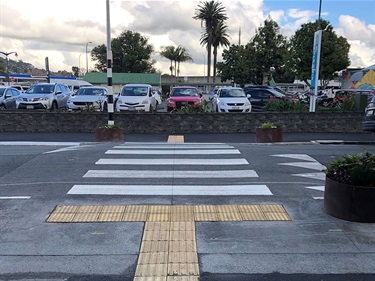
[167,86,203,111]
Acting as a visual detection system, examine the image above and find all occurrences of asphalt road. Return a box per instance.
[0,137,375,281]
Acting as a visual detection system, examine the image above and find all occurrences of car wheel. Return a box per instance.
[103,102,108,112]
[216,106,219,112]
[0,104,6,110]
[50,101,58,110]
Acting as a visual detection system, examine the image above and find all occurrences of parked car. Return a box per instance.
[116,84,157,112]
[362,96,375,132]
[212,86,251,113]
[16,83,71,110]
[152,88,162,105]
[11,84,30,93]
[66,87,109,111]
[243,86,286,111]
[0,86,21,110]
[167,86,203,112]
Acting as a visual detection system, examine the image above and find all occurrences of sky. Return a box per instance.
[0,0,374,77]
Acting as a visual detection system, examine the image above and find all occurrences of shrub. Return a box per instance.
[264,100,309,112]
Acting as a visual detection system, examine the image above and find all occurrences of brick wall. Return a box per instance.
[0,111,365,133]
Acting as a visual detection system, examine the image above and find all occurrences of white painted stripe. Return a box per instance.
[313,197,324,200]
[305,186,325,191]
[279,162,326,171]
[105,149,240,155]
[83,170,258,178]
[272,154,317,162]
[0,196,31,199]
[292,172,326,181]
[0,142,81,146]
[68,184,272,196]
[113,145,234,149]
[96,158,249,165]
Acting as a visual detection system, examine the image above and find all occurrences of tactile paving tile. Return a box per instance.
[260,204,286,213]
[168,252,198,264]
[134,277,167,281]
[126,205,149,213]
[194,212,218,221]
[217,212,242,221]
[167,263,199,277]
[148,213,170,222]
[101,205,126,213]
[47,213,76,223]
[77,205,102,213]
[122,212,147,222]
[169,240,196,253]
[166,276,200,281]
[97,212,123,222]
[240,212,266,221]
[216,205,239,213]
[138,252,169,265]
[167,135,184,143]
[140,241,169,253]
[194,205,217,213]
[237,204,262,213]
[53,205,80,213]
[72,213,99,222]
[145,222,170,231]
[143,230,170,241]
[135,263,168,277]
[170,231,196,241]
[264,212,291,221]
[170,222,195,231]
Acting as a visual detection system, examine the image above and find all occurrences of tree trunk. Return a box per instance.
[207,44,211,83]
[170,60,173,76]
[213,46,217,83]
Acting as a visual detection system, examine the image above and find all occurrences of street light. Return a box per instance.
[0,51,18,85]
[85,41,92,74]
[78,53,85,77]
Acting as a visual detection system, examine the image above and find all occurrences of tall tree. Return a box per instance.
[212,21,230,82]
[175,46,193,77]
[289,19,350,87]
[72,66,79,77]
[160,46,177,76]
[91,30,156,73]
[193,0,228,82]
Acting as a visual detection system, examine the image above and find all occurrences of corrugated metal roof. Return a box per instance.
[84,72,161,85]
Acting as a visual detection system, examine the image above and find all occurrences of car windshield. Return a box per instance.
[171,88,198,97]
[75,88,105,96]
[0,88,5,95]
[121,86,148,96]
[268,89,285,98]
[220,89,246,98]
[26,85,54,94]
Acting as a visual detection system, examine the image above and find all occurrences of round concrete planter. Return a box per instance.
[324,176,375,223]
[95,127,124,142]
[256,127,283,143]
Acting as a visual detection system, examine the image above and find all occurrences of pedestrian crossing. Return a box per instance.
[67,142,273,196]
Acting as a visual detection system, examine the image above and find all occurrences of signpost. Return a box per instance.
[309,30,322,112]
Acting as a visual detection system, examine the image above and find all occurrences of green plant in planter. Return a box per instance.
[259,122,277,129]
[99,123,120,129]
[324,151,375,187]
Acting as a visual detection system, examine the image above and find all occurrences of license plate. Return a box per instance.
[128,107,136,111]
[26,105,34,109]
[232,106,240,110]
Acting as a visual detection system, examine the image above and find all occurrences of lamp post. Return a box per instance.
[78,53,85,77]
[0,51,18,85]
[85,41,92,74]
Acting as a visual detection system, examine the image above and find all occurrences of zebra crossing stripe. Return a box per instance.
[67,184,272,196]
[83,170,258,178]
[112,144,234,149]
[96,158,249,165]
[105,149,240,155]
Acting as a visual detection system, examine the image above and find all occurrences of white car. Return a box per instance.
[212,87,251,113]
[116,84,156,112]
[67,87,108,111]
[16,83,71,110]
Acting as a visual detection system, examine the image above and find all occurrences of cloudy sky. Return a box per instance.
[0,0,374,76]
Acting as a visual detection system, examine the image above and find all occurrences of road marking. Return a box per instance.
[0,141,81,146]
[43,145,94,154]
[83,169,258,178]
[113,144,234,149]
[279,162,326,171]
[96,158,249,165]
[67,184,272,196]
[272,154,317,162]
[105,149,241,155]
[293,172,326,180]
[0,196,31,199]
[167,135,184,143]
[305,186,325,191]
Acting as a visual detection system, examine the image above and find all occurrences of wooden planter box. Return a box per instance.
[95,127,124,142]
[256,127,283,143]
[324,176,375,223]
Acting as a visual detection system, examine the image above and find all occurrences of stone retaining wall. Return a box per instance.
[0,111,365,133]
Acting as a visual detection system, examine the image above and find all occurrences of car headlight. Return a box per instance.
[245,100,250,106]
[218,100,226,106]
[40,97,50,101]
[142,99,149,104]
[117,99,123,104]
[167,99,175,105]
[17,97,23,101]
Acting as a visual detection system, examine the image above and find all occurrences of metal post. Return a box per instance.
[106,0,114,126]
[0,51,17,85]
[85,41,92,74]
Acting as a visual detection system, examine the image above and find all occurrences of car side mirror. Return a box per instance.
[247,94,251,98]
[55,91,62,95]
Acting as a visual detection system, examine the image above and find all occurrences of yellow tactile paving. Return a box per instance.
[168,252,198,264]
[260,204,287,213]
[135,263,168,277]
[101,205,127,213]
[240,212,266,221]
[148,213,170,222]
[194,212,218,221]
[167,135,184,143]
[145,222,170,231]
[149,205,171,213]
[53,205,80,213]
[140,241,169,253]
[166,277,200,281]
[216,205,239,213]
[127,205,149,213]
[134,277,167,281]
[194,205,217,213]
[47,213,75,223]
[143,230,170,241]
[170,222,195,231]
[237,204,262,213]
[72,213,99,222]
[264,212,291,221]
[122,212,148,222]
[217,212,242,221]
[98,212,123,222]
[167,263,199,276]
[77,205,102,213]
[138,252,169,265]
[169,240,197,252]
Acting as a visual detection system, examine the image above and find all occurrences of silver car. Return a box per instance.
[16,83,71,110]
[0,86,21,110]
[67,87,108,111]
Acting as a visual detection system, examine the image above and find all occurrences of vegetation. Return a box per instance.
[264,100,309,112]
[91,30,156,73]
[325,151,375,187]
[259,122,277,129]
[160,45,193,78]
[193,0,228,83]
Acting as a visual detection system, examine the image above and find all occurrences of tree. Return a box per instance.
[72,66,79,77]
[91,30,156,73]
[247,18,291,85]
[193,0,228,82]
[175,46,193,77]
[160,46,177,76]
[289,19,350,87]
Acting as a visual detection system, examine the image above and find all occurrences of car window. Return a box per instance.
[0,88,5,96]
[76,88,105,95]
[59,84,69,92]
[26,84,55,94]
[220,89,245,97]
[121,86,148,96]
[11,89,20,96]
[171,88,198,97]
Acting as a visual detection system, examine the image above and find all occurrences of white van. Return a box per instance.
[49,78,92,93]
[116,84,157,112]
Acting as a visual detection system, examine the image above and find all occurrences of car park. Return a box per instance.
[167,86,203,112]
[16,83,71,110]
[243,86,286,111]
[0,86,21,110]
[362,96,375,132]
[212,86,251,113]
[11,84,30,93]
[66,87,109,111]
[116,84,156,112]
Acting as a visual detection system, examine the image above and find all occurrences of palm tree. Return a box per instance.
[193,0,228,83]
[160,46,177,76]
[201,21,230,83]
[175,46,193,77]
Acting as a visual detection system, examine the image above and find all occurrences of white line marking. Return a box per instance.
[272,154,317,162]
[0,196,31,199]
[105,149,240,155]
[83,170,258,178]
[313,197,324,200]
[113,145,234,149]
[305,186,325,191]
[292,172,326,180]
[279,162,326,171]
[0,142,81,146]
[68,185,272,196]
[96,158,249,165]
